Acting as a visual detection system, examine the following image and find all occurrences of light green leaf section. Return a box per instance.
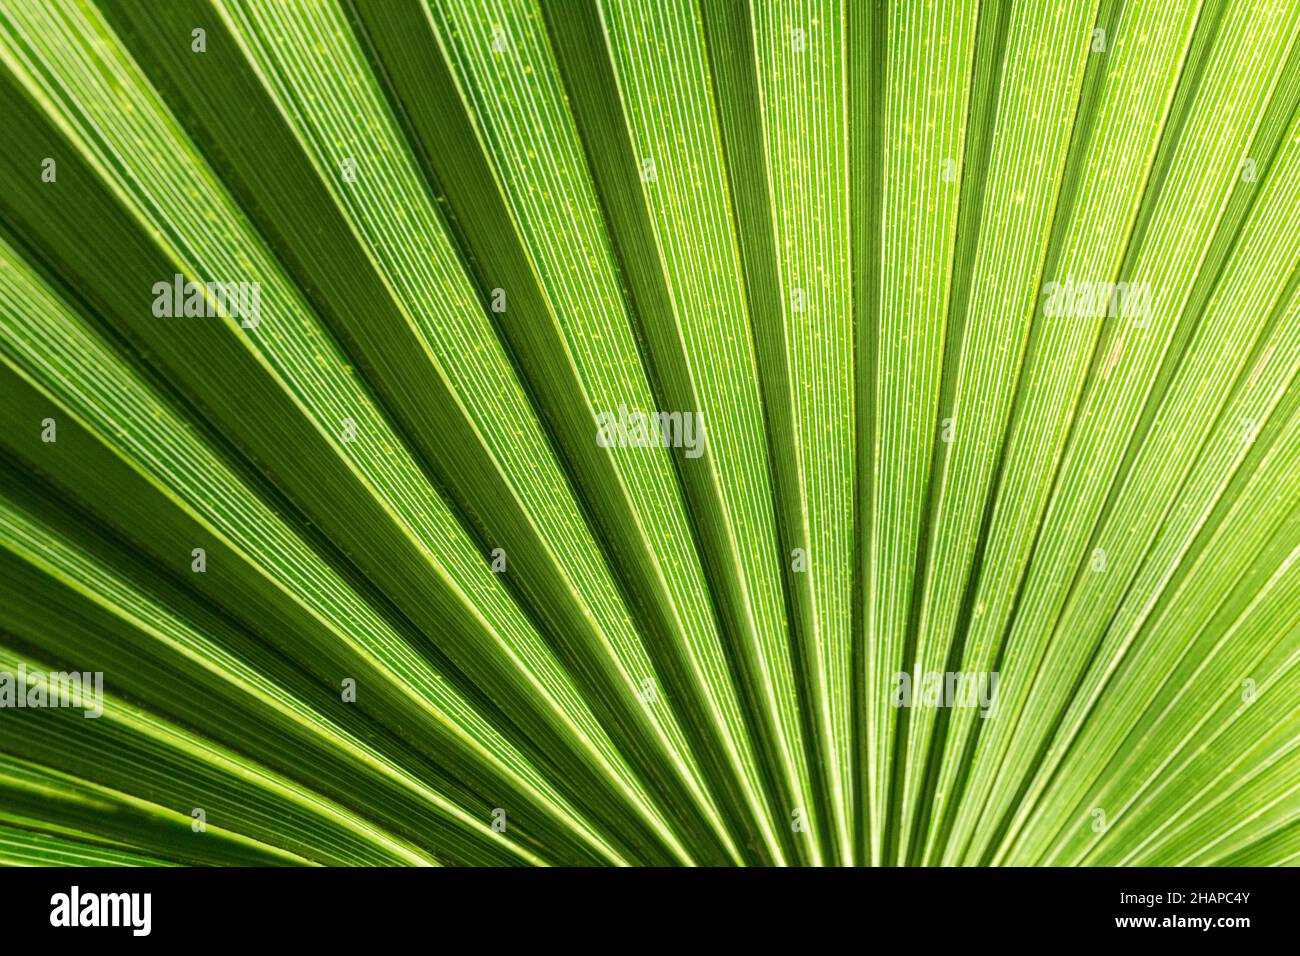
[949,0,1300,865]
[750,0,856,864]
[599,0,820,863]
[867,0,978,865]
[920,0,1205,864]
[424,0,774,859]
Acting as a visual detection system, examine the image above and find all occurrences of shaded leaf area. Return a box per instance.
[0,0,1296,866]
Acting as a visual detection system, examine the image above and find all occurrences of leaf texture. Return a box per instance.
[0,0,1296,866]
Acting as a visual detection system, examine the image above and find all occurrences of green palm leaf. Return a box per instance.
[0,0,1296,866]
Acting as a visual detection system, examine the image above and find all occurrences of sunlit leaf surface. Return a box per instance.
[0,0,1296,866]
